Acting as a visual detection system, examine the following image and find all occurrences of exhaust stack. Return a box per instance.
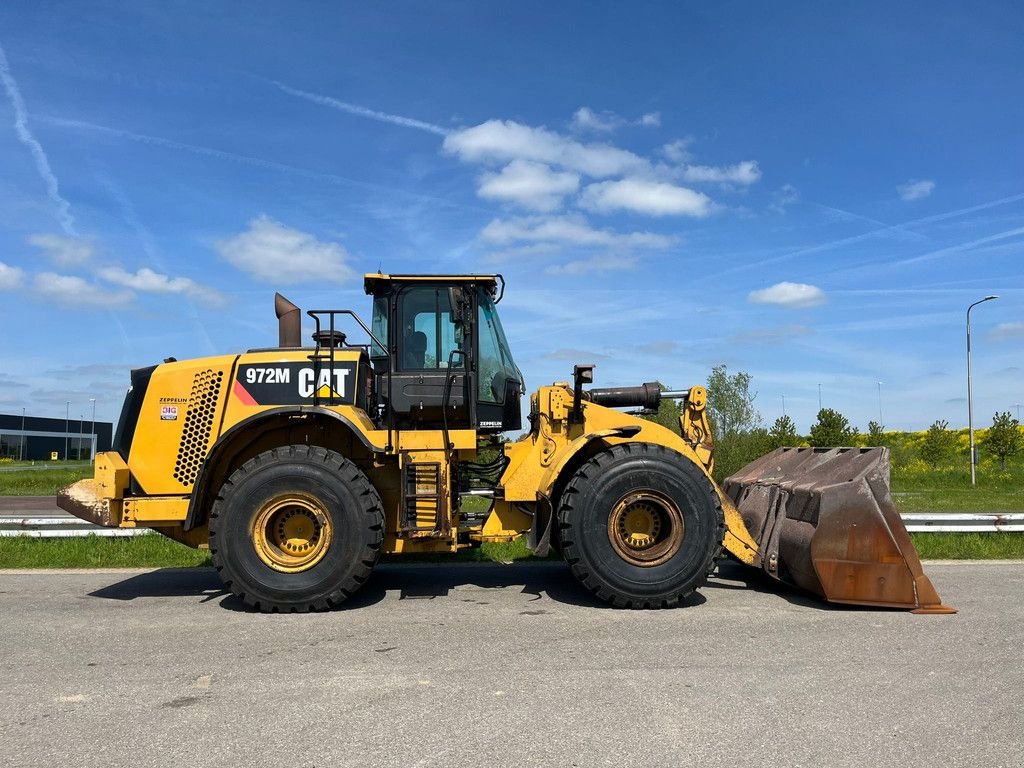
[275,293,301,348]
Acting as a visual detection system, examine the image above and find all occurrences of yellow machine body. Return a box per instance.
[58,272,951,614]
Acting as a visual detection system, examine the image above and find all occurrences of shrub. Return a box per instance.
[984,411,1022,469]
[864,420,886,447]
[768,415,799,449]
[808,408,857,447]
[919,420,958,467]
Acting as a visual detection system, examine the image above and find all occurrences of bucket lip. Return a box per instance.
[723,446,890,491]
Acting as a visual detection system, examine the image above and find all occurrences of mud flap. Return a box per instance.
[527,492,554,557]
[722,447,955,613]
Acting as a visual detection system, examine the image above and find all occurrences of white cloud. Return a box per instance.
[480,215,674,249]
[0,261,24,290]
[28,234,94,266]
[897,179,936,201]
[443,119,648,178]
[580,179,714,217]
[571,107,622,133]
[990,322,1024,341]
[661,139,694,163]
[545,254,639,275]
[33,272,133,307]
[477,160,580,212]
[681,160,761,185]
[0,44,76,236]
[543,347,610,360]
[216,216,355,284]
[770,184,799,214]
[99,266,223,303]
[748,282,827,309]
[570,108,661,132]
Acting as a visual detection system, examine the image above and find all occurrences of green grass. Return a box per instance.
[1,531,1020,570]
[0,467,93,496]
[0,460,90,468]
[892,464,1024,512]
[0,534,213,569]
[909,532,1024,560]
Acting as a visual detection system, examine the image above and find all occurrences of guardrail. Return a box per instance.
[0,518,150,538]
[900,513,1024,533]
[2,513,1023,538]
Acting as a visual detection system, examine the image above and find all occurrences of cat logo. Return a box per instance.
[234,362,358,406]
[160,405,178,421]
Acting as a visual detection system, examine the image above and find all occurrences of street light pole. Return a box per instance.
[65,401,70,463]
[967,295,998,486]
[818,383,822,412]
[90,398,97,463]
[877,381,883,425]
[19,407,25,461]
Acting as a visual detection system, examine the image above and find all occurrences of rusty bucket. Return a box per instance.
[722,447,955,613]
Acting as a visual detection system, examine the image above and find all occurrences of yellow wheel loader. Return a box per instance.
[59,274,953,614]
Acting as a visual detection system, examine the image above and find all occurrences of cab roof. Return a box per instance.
[363,273,499,295]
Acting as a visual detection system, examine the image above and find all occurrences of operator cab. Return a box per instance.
[364,273,524,433]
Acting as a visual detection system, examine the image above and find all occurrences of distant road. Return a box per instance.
[0,463,90,473]
[0,561,1021,768]
[0,497,71,517]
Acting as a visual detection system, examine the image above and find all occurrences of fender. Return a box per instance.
[183,406,384,531]
[526,425,641,555]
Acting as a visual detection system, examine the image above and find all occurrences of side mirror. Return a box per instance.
[448,287,470,323]
[570,364,595,425]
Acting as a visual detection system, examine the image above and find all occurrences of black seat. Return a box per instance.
[404,331,427,369]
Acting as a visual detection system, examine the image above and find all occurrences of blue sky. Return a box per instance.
[0,1,1021,432]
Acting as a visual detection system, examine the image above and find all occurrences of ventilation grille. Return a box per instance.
[173,369,224,487]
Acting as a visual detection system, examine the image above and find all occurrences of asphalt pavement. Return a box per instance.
[0,497,68,517]
[0,560,1021,768]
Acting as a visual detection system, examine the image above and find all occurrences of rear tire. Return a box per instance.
[209,445,383,612]
[557,443,723,608]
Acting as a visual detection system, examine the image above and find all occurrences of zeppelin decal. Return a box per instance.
[234,362,357,406]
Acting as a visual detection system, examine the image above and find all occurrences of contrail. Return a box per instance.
[0,42,76,235]
[39,115,483,210]
[886,226,1024,269]
[272,81,451,137]
[98,175,218,354]
[713,191,1024,278]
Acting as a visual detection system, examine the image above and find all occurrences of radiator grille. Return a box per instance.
[173,369,224,487]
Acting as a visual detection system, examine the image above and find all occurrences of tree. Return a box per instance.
[808,408,857,447]
[985,411,1022,469]
[639,384,683,432]
[713,428,773,483]
[919,419,957,468]
[768,415,799,449]
[706,365,761,438]
[864,420,886,447]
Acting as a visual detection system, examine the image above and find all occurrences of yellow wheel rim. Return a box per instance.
[251,494,332,573]
[607,489,684,567]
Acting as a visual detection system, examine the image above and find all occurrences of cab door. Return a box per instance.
[389,284,470,427]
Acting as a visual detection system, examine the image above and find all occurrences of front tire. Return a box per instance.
[209,445,383,612]
[557,443,724,608]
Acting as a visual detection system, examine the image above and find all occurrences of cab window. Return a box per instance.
[477,288,520,403]
[397,287,465,371]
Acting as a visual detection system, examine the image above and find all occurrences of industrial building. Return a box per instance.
[0,413,113,461]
